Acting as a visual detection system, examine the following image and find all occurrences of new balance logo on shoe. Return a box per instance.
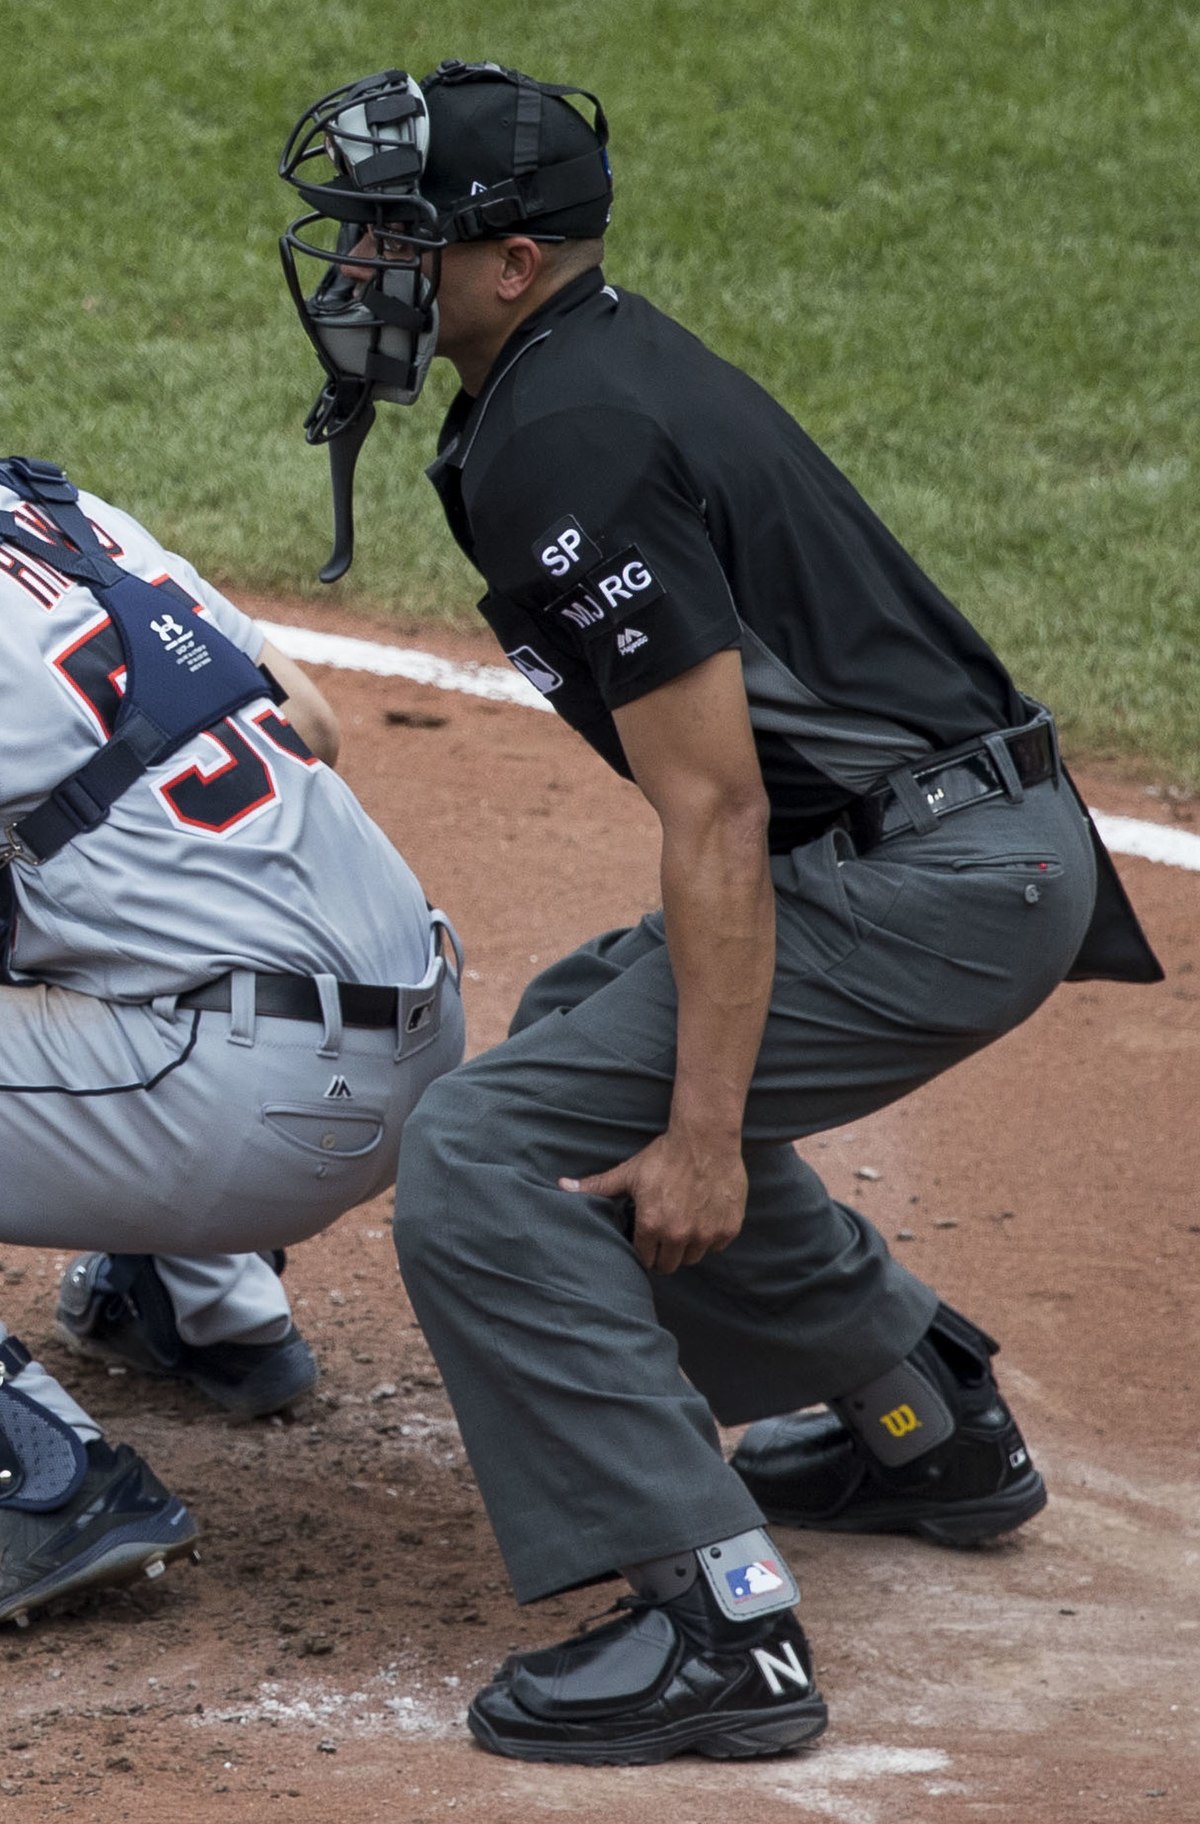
[751,1639,812,1698]
[616,626,648,656]
[324,1075,353,1099]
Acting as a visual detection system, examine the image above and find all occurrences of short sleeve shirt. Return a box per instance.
[428,271,1026,843]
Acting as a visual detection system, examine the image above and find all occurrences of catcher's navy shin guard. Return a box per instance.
[0,1339,88,1512]
[731,1304,1046,1546]
[0,1337,199,1626]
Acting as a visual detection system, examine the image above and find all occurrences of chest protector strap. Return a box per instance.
[0,457,276,867]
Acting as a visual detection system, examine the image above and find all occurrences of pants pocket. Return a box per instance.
[949,852,1064,877]
[261,1104,385,1159]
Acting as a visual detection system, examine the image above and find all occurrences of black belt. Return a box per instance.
[178,973,401,1028]
[839,716,1058,853]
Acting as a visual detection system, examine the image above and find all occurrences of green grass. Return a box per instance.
[2,0,1197,778]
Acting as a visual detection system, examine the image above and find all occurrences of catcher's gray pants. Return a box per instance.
[1,955,464,1429]
[394,775,1097,1603]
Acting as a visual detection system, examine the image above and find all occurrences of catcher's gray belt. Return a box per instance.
[180,972,414,1028]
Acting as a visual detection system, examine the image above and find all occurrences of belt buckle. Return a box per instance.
[0,824,38,870]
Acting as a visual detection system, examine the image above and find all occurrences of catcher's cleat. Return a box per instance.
[731,1304,1046,1547]
[467,1576,827,1765]
[55,1253,318,1419]
[0,1439,199,1628]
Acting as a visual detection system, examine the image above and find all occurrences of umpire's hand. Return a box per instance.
[561,1128,748,1274]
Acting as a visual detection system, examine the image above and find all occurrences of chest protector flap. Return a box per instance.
[0,457,276,867]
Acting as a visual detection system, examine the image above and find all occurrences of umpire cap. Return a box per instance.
[419,60,612,243]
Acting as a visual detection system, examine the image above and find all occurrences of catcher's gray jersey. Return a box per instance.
[0,480,430,998]
[0,477,464,1380]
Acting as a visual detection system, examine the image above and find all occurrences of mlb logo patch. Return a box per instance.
[726,1560,785,1602]
[505,645,564,696]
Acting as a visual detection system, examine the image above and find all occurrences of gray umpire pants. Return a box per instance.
[394,775,1097,1602]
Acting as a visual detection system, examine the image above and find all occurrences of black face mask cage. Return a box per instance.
[279,221,442,441]
[278,70,444,233]
[278,210,443,439]
[279,69,444,581]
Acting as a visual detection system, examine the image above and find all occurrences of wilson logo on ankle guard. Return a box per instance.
[879,1403,922,1440]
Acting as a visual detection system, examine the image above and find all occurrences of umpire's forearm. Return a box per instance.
[659,796,775,1147]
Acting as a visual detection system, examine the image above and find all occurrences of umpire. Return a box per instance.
[280,61,1161,1765]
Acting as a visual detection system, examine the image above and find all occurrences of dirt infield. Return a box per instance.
[4,600,1197,1823]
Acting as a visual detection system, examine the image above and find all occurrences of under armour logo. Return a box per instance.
[324,1075,353,1099]
[150,613,185,644]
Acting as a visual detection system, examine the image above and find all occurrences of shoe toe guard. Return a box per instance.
[508,1605,679,1720]
[732,1411,863,1518]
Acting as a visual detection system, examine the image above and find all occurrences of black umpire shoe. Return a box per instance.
[731,1305,1046,1547]
[467,1576,827,1765]
[55,1252,318,1420]
[0,1439,199,1627]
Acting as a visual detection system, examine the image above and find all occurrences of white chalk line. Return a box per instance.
[191,1665,467,1739]
[263,620,551,711]
[261,620,1200,874]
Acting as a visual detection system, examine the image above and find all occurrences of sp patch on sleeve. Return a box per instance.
[531,515,602,580]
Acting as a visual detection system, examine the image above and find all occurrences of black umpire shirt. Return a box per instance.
[427,268,1027,852]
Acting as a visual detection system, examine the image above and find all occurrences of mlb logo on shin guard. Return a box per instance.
[726,1559,785,1603]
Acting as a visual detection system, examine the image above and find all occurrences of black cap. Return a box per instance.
[419,61,611,242]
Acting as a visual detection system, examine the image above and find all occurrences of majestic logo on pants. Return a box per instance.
[879,1403,922,1440]
[324,1075,353,1099]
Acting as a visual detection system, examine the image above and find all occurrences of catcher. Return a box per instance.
[0,456,463,1627]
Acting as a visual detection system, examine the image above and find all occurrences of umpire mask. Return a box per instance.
[279,69,441,579]
[280,62,611,580]
[279,70,442,433]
